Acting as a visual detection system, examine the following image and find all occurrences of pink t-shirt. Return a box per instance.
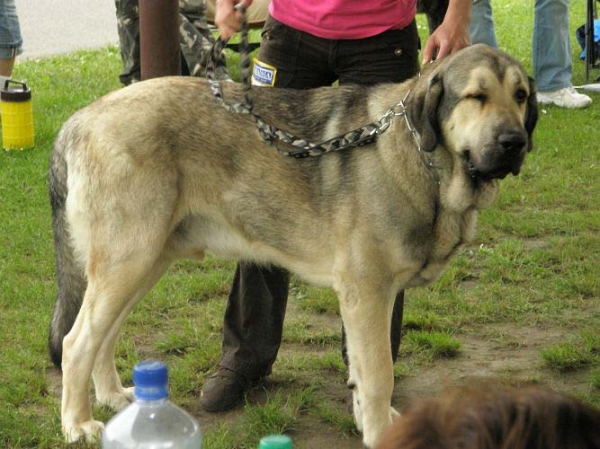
[268,0,417,40]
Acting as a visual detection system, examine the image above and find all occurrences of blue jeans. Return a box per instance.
[469,0,497,49]
[470,0,572,92]
[0,0,22,59]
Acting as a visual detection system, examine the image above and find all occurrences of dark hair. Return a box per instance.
[376,386,600,449]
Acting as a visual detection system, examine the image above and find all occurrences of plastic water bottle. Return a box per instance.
[102,360,202,448]
[259,434,293,449]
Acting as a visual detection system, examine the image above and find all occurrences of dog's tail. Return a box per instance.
[47,124,87,369]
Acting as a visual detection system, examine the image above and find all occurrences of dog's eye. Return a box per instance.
[468,93,487,103]
[515,89,528,104]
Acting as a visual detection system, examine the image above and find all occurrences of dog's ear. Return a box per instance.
[524,76,538,152]
[410,73,444,152]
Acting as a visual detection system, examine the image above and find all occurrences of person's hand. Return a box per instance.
[422,21,470,63]
[421,0,471,63]
[215,0,254,40]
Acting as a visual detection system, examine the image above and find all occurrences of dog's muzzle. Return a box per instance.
[465,129,528,181]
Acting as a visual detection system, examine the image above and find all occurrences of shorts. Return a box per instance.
[0,0,23,59]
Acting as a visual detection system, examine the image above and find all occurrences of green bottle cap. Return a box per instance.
[259,434,293,449]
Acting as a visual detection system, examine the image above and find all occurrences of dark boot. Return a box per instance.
[200,365,269,412]
[200,261,290,412]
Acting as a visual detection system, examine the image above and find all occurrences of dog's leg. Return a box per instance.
[93,255,174,410]
[61,251,170,443]
[335,275,399,448]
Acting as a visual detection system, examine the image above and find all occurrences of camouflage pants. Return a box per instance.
[115,0,229,85]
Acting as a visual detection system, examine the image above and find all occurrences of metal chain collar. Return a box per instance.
[206,6,422,158]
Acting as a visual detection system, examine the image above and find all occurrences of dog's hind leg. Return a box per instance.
[335,274,399,448]
[61,249,172,443]
[92,254,174,411]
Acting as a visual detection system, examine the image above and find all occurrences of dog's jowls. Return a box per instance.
[48,44,537,447]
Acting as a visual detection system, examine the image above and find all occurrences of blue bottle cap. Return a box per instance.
[133,360,169,400]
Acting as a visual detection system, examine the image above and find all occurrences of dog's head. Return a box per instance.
[409,44,538,183]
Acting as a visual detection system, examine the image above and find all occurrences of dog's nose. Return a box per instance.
[498,131,526,155]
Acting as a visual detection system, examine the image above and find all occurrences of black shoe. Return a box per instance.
[200,366,262,412]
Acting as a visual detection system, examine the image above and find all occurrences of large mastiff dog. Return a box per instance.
[48,44,537,447]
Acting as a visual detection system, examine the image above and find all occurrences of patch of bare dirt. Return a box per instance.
[396,324,581,404]
[195,321,592,449]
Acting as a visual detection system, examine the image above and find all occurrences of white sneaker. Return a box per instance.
[537,87,592,109]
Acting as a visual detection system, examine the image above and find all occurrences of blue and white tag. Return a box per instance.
[252,58,277,87]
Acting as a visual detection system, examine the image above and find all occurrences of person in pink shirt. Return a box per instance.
[201,0,472,413]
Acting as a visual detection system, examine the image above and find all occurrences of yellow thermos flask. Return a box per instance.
[1,80,35,150]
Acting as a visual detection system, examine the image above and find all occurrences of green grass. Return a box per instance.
[1,2,599,447]
[404,331,462,360]
[541,330,600,372]
[541,342,593,372]
[591,369,600,390]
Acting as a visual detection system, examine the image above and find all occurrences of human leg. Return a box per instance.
[179,0,230,80]
[115,0,141,85]
[389,292,405,362]
[200,262,290,411]
[0,57,14,79]
[533,0,591,107]
[533,0,572,91]
[202,18,336,412]
[469,0,498,48]
[0,0,23,82]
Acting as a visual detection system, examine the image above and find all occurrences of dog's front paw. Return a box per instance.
[96,386,134,410]
[63,420,104,443]
[360,406,400,448]
[122,386,135,402]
